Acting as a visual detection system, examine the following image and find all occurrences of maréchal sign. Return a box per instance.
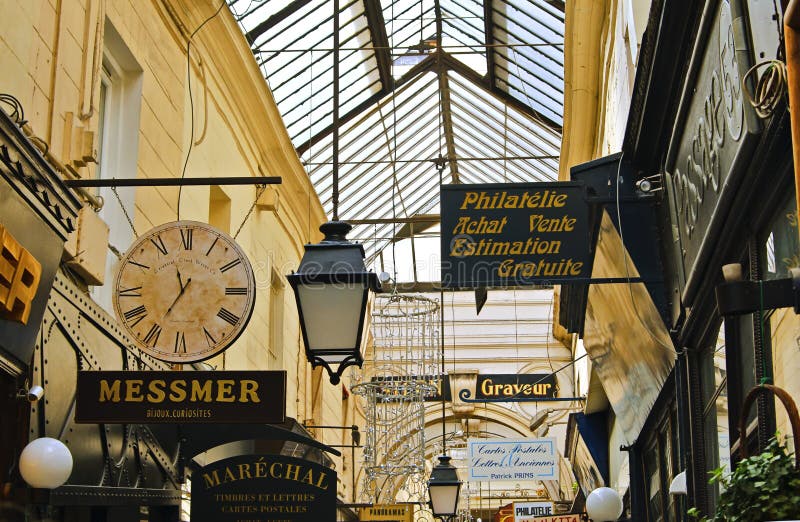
[75,370,285,424]
[191,454,336,522]
[440,183,590,288]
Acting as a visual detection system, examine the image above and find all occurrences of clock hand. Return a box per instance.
[164,278,192,317]
[177,268,185,291]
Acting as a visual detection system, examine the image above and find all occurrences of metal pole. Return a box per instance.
[332,0,340,221]
[63,176,281,188]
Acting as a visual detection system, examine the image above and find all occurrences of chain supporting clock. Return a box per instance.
[113,220,256,363]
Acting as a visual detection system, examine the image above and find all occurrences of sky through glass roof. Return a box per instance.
[228,0,564,278]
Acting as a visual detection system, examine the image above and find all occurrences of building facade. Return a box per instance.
[560,0,798,519]
[0,1,362,519]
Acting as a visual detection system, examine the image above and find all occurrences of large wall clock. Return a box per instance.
[113,220,256,363]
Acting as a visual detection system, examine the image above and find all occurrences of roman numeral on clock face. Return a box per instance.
[180,228,193,250]
[225,287,247,295]
[119,286,142,297]
[217,307,239,326]
[174,331,187,353]
[203,327,216,347]
[143,323,162,347]
[150,235,168,256]
[219,258,241,273]
[124,305,147,327]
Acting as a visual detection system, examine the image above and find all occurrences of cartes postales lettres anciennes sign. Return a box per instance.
[75,371,286,424]
[191,454,336,522]
[441,183,591,288]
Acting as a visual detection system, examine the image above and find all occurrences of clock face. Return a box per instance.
[113,221,256,363]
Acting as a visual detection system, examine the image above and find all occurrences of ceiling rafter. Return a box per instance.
[244,0,313,44]
[362,1,394,92]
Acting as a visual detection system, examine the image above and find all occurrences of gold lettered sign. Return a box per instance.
[0,223,41,324]
[75,371,286,424]
[360,504,413,521]
[440,183,590,288]
[191,454,336,522]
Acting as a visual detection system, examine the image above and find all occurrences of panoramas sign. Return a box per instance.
[467,438,557,482]
[75,371,286,424]
[441,183,591,288]
[360,504,413,522]
[191,454,336,522]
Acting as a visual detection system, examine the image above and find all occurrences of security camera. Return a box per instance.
[25,385,44,402]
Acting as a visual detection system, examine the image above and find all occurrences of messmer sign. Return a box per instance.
[75,370,286,424]
[441,183,591,288]
[467,438,557,482]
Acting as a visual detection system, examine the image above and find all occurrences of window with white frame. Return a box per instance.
[90,20,142,312]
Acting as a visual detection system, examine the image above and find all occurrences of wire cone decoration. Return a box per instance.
[352,293,441,504]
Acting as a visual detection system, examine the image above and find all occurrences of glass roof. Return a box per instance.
[228,0,564,267]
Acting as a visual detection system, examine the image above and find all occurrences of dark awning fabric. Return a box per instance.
[566,412,608,497]
[561,154,676,444]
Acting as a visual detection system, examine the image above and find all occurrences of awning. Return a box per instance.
[559,154,676,444]
[565,412,608,497]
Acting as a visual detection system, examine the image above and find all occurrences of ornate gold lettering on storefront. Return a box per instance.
[0,224,41,324]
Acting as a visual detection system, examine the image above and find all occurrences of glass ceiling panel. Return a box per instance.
[229,0,565,265]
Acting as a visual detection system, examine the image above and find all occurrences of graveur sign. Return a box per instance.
[191,454,336,522]
[75,370,285,424]
[441,183,591,288]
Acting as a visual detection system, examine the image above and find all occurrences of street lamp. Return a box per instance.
[427,455,462,521]
[288,221,380,385]
[586,487,623,521]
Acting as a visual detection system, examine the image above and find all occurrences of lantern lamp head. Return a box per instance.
[288,221,381,384]
[427,455,462,520]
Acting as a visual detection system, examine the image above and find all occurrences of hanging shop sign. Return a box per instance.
[467,438,557,482]
[664,0,762,303]
[360,504,414,522]
[526,516,580,522]
[191,454,336,522]
[75,370,286,424]
[371,374,558,402]
[440,183,591,288]
[0,224,41,324]
[514,502,554,521]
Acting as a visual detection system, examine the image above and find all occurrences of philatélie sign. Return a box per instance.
[75,370,286,424]
[467,438,557,482]
[514,501,554,521]
[440,183,591,288]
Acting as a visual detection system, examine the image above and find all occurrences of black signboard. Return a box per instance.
[441,183,591,288]
[191,454,336,522]
[75,371,286,424]
[372,374,557,402]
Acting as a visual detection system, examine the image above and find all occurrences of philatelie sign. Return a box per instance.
[441,183,590,288]
[75,371,286,424]
[191,454,336,522]
[467,438,557,482]
[514,501,553,521]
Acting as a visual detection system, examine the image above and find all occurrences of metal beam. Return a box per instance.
[483,0,497,88]
[439,52,563,133]
[64,176,281,188]
[296,55,437,156]
[437,67,460,183]
[362,0,394,93]
[244,0,312,44]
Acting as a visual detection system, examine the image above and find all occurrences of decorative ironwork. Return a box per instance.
[352,294,441,504]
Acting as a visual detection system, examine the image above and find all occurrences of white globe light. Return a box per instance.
[586,487,623,521]
[19,437,73,489]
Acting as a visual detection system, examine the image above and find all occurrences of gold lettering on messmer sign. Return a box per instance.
[98,378,261,404]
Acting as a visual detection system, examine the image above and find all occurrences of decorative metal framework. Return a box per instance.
[352,294,441,503]
[228,0,564,262]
